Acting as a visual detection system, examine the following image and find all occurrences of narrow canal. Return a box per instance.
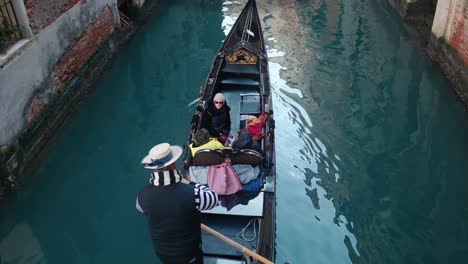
[1,0,468,263]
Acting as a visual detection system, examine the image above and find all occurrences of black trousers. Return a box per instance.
[158,248,203,264]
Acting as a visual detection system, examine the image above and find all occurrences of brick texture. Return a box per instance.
[450,2,468,64]
[24,0,81,33]
[50,6,114,92]
[25,94,47,123]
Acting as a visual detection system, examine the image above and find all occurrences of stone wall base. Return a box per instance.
[0,0,161,199]
[388,0,435,19]
[387,0,468,111]
[427,34,468,110]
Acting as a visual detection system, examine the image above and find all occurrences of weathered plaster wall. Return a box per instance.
[450,2,468,64]
[50,7,115,96]
[432,0,468,64]
[0,0,118,145]
[0,0,160,197]
[26,6,115,122]
[429,0,468,108]
[24,0,82,34]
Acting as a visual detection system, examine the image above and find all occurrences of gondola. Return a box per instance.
[180,0,276,263]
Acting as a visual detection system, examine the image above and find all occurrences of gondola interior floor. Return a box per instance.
[204,257,246,264]
[202,215,259,259]
[202,192,264,217]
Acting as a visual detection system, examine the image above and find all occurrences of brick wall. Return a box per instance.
[428,0,468,110]
[24,0,81,33]
[50,6,114,93]
[450,2,468,64]
[0,0,158,199]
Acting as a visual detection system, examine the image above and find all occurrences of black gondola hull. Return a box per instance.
[181,1,276,262]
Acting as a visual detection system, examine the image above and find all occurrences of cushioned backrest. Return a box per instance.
[230,149,262,167]
[192,149,225,166]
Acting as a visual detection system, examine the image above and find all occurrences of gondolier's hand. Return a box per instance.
[181,177,193,184]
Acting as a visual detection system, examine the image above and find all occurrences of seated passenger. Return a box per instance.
[232,129,263,156]
[201,93,231,144]
[189,128,224,157]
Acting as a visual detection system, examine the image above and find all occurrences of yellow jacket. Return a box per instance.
[189,138,224,156]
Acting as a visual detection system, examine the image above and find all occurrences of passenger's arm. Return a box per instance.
[194,184,219,211]
[200,111,212,131]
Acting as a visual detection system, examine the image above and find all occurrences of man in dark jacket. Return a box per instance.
[232,128,263,155]
[201,93,231,141]
[137,143,219,264]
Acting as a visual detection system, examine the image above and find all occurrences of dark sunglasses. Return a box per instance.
[214,101,224,105]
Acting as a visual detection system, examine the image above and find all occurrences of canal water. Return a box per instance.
[1,0,468,263]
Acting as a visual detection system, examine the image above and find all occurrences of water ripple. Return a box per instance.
[263,10,360,264]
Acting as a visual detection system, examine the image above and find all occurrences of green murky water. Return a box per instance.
[1,0,468,263]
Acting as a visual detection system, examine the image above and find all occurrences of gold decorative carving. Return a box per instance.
[225,49,257,64]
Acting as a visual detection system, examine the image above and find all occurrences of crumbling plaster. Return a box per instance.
[0,0,118,145]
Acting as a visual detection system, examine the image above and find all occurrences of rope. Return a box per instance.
[236,218,259,243]
[244,253,252,264]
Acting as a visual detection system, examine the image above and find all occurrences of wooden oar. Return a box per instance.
[201,223,274,264]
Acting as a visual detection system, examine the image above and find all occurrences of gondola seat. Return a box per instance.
[240,93,260,115]
[192,149,262,167]
[221,64,260,75]
[192,149,225,166]
[220,77,259,86]
[230,149,262,167]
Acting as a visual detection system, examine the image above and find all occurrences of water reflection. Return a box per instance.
[270,37,360,264]
[223,1,360,263]
[256,0,468,263]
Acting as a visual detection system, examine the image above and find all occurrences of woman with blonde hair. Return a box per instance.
[201,93,231,144]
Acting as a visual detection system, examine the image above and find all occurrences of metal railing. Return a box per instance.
[0,0,22,52]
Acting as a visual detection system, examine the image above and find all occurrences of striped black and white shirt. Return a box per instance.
[193,183,219,211]
[136,170,218,212]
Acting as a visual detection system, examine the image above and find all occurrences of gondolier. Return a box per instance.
[136,142,219,264]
